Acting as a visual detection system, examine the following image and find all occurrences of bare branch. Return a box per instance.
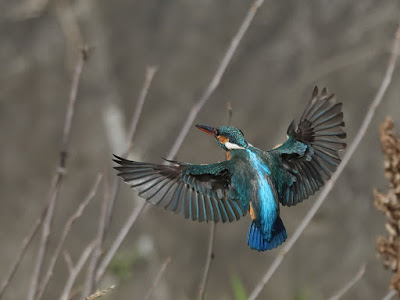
[63,251,74,275]
[83,181,111,296]
[104,65,158,239]
[0,210,46,299]
[198,101,232,299]
[27,47,89,300]
[86,285,115,300]
[35,174,103,300]
[165,0,265,160]
[95,199,147,282]
[144,257,172,300]
[60,241,97,300]
[83,66,157,295]
[198,224,216,300]
[124,66,158,156]
[382,289,398,300]
[248,18,400,300]
[328,263,366,300]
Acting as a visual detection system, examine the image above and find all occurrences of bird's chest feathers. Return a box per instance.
[247,150,278,234]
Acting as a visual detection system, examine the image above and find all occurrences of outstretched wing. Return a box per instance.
[268,87,346,206]
[113,155,246,222]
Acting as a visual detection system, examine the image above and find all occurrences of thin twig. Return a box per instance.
[86,285,115,300]
[124,66,158,156]
[0,210,47,299]
[144,257,172,300]
[198,102,233,299]
[95,199,147,282]
[63,252,74,274]
[60,241,97,300]
[27,47,89,300]
[83,180,111,297]
[35,174,103,300]
[327,263,366,300]
[165,0,265,160]
[198,224,216,300]
[248,19,400,300]
[83,67,157,295]
[382,289,398,300]
[104,65,158,237]
[83,179,111,297]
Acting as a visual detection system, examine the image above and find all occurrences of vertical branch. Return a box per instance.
[26,47,89,300]
[83,66,157,296]
[248,19,400,300]
[165,0,265,161]
[199,102,233,300]
[198,225,216,300]
[59,241,97,300]
[104,65,158,233]
[144,257,172,300]
[0,210,46,299]
[95,199,146,282]
[35,174,103,300]
[124,66,158,155]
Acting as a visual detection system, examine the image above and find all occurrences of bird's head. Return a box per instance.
[195,124,248,151]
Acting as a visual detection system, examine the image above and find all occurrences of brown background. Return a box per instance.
[1,0,400,299]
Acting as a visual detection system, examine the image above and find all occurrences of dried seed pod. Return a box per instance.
[375,117,400,293]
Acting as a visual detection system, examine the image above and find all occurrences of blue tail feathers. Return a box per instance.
[246,217,287,251]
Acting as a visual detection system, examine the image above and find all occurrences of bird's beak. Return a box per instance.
[195,124,216,136]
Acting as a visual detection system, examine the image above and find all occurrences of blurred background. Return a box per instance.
[1,0,400,299]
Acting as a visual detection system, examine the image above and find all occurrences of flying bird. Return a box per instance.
[113,87,346,251]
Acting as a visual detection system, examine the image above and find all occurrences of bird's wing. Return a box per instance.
[113,155,246,222]
[268,87,346,206]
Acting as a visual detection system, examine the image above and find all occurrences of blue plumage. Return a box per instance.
[246,218,287,251]
[113,87,346,252]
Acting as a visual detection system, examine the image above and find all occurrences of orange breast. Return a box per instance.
[249,202,256,220]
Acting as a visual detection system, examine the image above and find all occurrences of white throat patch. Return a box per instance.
[224,142,245,150]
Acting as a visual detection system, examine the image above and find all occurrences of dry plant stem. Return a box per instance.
[35,174,103,300]
[83,67,157,294]
[198,224,216,300]
[60,241,97,300]
[247,20,400,300]
[198,102,232,299]
[104,66,158,238]
[0,211,46,299]
[166,0,265,160]
[327,263,366,300]
[144,256,172,300]
[124,66,158,156]
[382,289,397,300]
[27,48,88,300]
[95,199,146,282]
[86,285,115,300]
[83,182,111,297]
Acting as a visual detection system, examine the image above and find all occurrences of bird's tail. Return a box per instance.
[246,217,287,252]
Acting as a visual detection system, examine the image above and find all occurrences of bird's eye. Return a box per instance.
[214,129,219,135]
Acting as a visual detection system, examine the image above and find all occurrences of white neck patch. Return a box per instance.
[225,142,245,150]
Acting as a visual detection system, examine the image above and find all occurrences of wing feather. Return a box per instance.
[113,155,245,222]
[269,87,346,206]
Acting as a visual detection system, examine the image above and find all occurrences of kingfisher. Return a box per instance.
[113,87,346,251]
